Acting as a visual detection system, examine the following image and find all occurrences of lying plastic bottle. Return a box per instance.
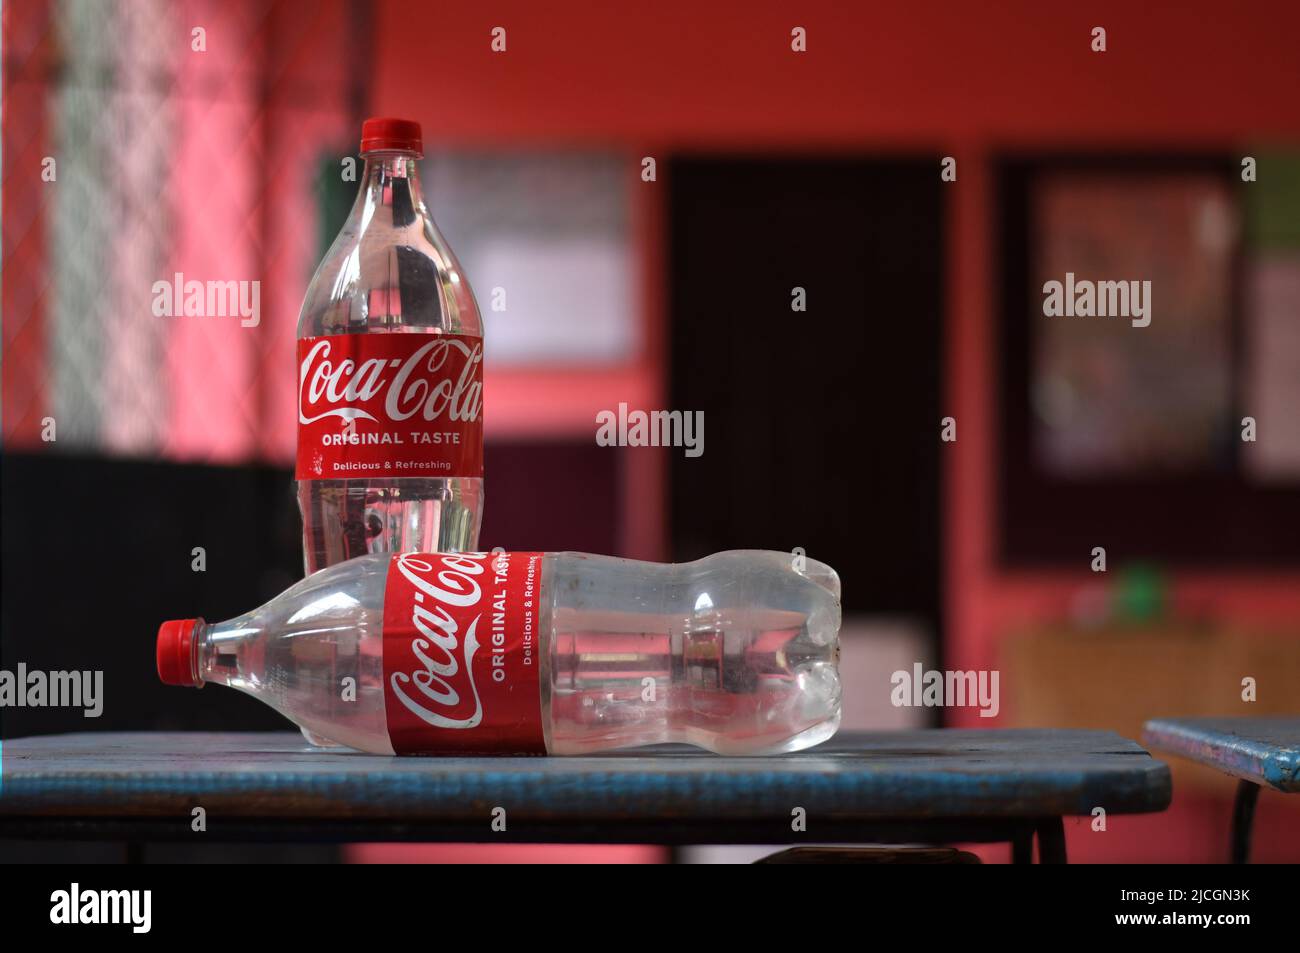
[157,550,842,755]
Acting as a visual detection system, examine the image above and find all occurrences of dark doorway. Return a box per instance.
[668,157,944,654]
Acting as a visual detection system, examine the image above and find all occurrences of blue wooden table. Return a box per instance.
[1143,716,1300,864]
[0,729,1172,862]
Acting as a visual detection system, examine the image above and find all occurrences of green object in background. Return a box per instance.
[1243,151,1300,250]
[316,151,358,265]
[1115,564,1166,623]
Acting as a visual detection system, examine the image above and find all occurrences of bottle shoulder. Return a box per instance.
[296,219,481,337]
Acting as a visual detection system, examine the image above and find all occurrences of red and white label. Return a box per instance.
[296,333,483,480]
[382,551,546,755]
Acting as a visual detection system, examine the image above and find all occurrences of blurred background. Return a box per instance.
[2,0,1298,863]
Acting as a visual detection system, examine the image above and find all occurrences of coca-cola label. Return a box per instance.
[296,333,483,480]
[382,551,546,755]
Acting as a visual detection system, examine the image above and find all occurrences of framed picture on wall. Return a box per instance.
[997,154,1300,567]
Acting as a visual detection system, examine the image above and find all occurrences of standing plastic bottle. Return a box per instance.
[157,550,842,756]
[296,117,483,575]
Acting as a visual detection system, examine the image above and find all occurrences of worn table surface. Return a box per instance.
[0,729,1171,844]
[1143,717,1300,793]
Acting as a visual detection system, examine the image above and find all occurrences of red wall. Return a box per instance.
[373,1,1300,144]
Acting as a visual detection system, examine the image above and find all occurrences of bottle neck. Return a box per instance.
[353,152,427,230]
[195,616,263,691]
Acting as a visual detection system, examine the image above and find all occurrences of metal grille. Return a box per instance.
[50,0,177,451]
[2,0,357,463]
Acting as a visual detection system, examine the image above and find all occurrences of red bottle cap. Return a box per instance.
[157,618,203,687]
[360,117,423,156]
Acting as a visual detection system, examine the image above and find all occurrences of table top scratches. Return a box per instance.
[1143,717,1300,792]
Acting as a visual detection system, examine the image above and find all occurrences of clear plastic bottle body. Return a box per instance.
[543,551,842,754]
[296,151,483,575]
[183,551,841,756]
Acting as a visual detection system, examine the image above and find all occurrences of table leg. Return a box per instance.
[1035,817,1067,864]
[1011,829,1034,864]
[1231,780,1260,865]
